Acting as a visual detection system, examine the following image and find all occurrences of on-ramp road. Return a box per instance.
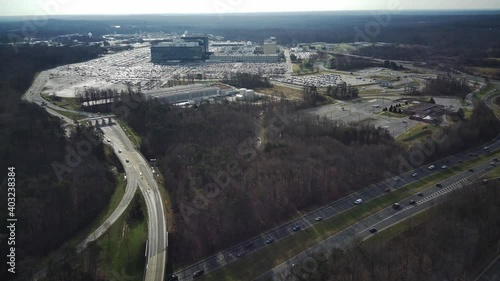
[24,71,167,281]
[100,124,168,281]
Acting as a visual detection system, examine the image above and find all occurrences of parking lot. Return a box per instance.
[306,97,422,137]
[43,47,287,98]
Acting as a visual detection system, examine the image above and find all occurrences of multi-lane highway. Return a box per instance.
[256,155,498,281]
[172,137,500,280]
[101,124,167,281]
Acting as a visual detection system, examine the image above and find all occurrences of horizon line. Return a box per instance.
[1,8,500,18]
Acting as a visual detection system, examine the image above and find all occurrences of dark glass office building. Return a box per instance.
[151,36,210,63]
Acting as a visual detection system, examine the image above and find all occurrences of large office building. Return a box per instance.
[151,36,210,63]
[143,84,222,104]
[208,54,279,63]
[263,37,277,55]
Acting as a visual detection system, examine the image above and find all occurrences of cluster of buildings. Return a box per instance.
[403,102,445,123]
[151,36,280,64]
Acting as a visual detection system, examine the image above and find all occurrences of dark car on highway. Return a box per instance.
[244,242,254,249]
[392,203,401,209]
[469,168,474,172]
[193,270,205,278]
[436,183,442,187]
[167,275,178,281]
[417,192,424,197]
[409,200,417,205]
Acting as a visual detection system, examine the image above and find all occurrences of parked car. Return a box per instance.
[412,172,418,177]
[292,225,301,231]
[428,165,435,170]
[237,251,245,257]
[265,238,274,244]
[384,188,391,193]
[441,165,448,169]
[315,217,323,222]
[369,228,378,233]
[354,199,363,205]
[469,168,474,172]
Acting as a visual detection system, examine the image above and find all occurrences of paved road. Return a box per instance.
[23,71,167,281]
[172,136,500,280]
[475,255,500,281]
[76,123,139,252]
[256,156,497,281]
[483,87,500,112]
[101,124,167,281]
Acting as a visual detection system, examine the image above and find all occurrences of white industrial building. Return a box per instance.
[208,54,279,63]
[143,84,221,104]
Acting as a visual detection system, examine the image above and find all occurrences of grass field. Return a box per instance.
[97,190,147,281]
[41,93,82,111]
[256,85,303,100]
[396,123,441,146]
[50,108,88,121]
[195,150,500,281]
[379,111,406,118]
[117,119,142,148]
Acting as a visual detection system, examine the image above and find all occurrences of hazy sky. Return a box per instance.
[1,0,499,16]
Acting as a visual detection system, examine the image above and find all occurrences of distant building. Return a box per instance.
[263,37,277,55]
[404,103,445,118]
[151,36,210,63]
[143,84,222,104]
[209,54,279,63]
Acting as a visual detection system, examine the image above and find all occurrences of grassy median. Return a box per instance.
[196,150,500,281]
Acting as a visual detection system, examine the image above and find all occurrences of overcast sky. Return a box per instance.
[1,0,499,16]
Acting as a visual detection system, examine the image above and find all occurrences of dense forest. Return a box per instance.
[422,102,500,161]
[116,94,406,264]
[0,45,115,281]
[421,75,472,99]
[113,88,500,266]
[289,181,500,281]
[328,54,380,71]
